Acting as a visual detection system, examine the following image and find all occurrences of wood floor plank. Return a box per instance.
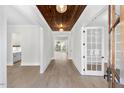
[7,60,108,88]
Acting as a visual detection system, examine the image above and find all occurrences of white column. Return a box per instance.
[40,28,44,73]
[0,6,7,88]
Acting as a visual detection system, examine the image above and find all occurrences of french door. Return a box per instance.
[84,27,104,76]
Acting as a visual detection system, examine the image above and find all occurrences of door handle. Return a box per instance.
[101,56,104,58]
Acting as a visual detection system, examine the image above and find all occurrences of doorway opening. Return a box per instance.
[54,38,68,60]
[11,33,21,66]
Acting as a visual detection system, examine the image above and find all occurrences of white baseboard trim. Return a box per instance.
[68,58,72,60]
[21,62,40,66]
[7,64,40,66]
[120,78,124,85]
[7,64,13,66]
[71,59,82,75]
[20,64,40,66]
[40,58,53,74]
[0,83,7,88]
[40,70,44,74]
[40,65,49,74]
[51,57,55,60]
[81,71,85,75]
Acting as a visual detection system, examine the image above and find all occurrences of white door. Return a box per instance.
[84,27,104,76]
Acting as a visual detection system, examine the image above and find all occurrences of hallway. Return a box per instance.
[7,59,108,88]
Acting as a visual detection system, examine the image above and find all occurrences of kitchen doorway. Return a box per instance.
[12,33,21,66]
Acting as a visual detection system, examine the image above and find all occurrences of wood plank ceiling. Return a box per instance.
[37,5,86,31]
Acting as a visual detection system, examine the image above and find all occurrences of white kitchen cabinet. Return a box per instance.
[13,52,21,63]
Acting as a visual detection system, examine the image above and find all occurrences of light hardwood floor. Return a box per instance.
[7,60,108,88]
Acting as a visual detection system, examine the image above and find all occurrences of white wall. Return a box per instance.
[11,33,21,45]
[0,6,7,88]
[71,29,82,74]
[7,25,41,66]
[6,5,54,73]
[71,5,108,73]
[31,6,54,73]
[0,5,54,88]
[40,27,54,73]
[71,5,108,75]
[7,25,54,72]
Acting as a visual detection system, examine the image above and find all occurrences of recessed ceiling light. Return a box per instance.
[59,28,64,32]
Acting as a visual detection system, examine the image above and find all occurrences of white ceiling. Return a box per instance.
[71,5,106,32]
[6,5,108,27]
[6,5,41,25]
[71,5,121,32]
[88,6,120,27]
[5,5,120,30]
[87,7,108,27]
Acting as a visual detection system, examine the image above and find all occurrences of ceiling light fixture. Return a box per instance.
[59,28,64,32]
[56,5,67,13]
[60,24,63,28]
